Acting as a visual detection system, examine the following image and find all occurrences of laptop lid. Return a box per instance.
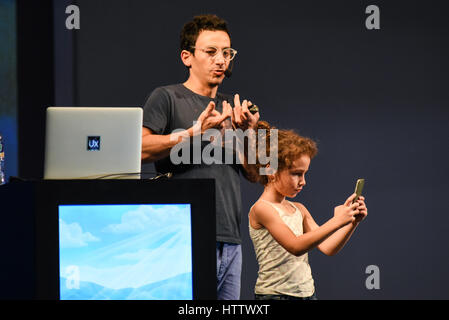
[44,107,142,179]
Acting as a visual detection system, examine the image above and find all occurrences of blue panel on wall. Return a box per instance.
[0,0,18,181]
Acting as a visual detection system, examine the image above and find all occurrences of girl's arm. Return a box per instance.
[250,199,359,257]
[296,195,368,256]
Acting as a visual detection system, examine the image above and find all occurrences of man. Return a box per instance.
[141,14,259,300]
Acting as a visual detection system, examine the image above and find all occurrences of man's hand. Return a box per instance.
[194,101,233,134]
[231,94,260,131]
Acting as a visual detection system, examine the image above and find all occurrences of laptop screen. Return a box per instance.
[58,204,193,300]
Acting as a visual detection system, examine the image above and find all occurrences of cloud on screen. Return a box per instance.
[60,219,100,248]
[102,205,190,235]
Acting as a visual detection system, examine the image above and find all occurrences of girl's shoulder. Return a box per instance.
[251,199,282,219]
[288,201,312,220]
[289,201,306,210]
[251,199,274,213]
[250,199,290,230]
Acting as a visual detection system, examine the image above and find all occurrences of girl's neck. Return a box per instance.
[260,184,286,204]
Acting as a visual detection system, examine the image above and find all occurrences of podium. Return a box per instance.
[0,179,216,300]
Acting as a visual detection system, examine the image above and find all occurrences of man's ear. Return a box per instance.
[181,50,193,68]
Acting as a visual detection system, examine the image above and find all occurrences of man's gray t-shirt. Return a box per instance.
[142,83,242,244]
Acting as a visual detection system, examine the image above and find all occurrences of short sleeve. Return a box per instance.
[142,87,171,135]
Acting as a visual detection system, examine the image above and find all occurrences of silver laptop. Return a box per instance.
[44,107,142,179]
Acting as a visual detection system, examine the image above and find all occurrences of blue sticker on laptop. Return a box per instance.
[87,136,101,151]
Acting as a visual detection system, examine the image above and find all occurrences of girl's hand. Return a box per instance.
[333,193,360,227]
[353,196,368,224]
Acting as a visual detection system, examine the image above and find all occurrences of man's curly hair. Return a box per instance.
[180,14,231,53]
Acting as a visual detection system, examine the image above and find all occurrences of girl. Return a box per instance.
[246,122,368,300]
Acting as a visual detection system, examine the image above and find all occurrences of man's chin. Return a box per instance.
[210,75,225,85]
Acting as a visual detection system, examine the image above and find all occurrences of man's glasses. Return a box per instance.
[191,46,238,61]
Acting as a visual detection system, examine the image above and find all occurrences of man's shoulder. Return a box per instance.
[151,83,184,95]
[144,84,187,105]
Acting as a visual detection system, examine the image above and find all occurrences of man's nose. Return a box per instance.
[214,51,226,64]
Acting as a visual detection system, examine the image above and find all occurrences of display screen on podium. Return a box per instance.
[15,179,218,300]
[58,204,193,300]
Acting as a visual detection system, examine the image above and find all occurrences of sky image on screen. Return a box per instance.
[58,204,193,300]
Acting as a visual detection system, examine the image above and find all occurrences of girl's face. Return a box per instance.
[272,154,311,198]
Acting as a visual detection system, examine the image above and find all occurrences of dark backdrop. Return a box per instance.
[25,0,449,299]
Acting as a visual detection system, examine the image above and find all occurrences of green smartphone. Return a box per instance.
[352,179,365,203]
